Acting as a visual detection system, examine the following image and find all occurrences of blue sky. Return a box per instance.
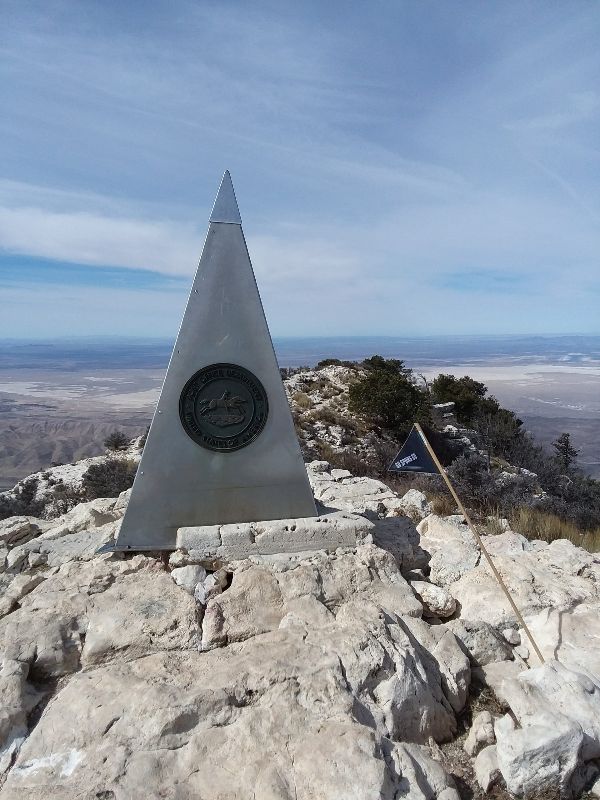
[1,1,599,337]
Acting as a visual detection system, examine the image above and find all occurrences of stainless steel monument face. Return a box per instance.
[113,171,317,550]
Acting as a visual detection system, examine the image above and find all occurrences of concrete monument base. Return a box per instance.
[176,511,373,561]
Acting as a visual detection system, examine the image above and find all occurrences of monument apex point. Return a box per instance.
[210,170,242,225]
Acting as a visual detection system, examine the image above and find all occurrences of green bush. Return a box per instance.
[431,374,501,426]
[81,458,137,500]
[45,483,83,517]
[0,477,45,521]
[104,430,130,451]
[348,356,430,434]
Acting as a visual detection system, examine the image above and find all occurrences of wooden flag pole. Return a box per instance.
[414,423,545,666]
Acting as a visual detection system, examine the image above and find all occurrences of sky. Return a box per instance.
[1,0,599,338]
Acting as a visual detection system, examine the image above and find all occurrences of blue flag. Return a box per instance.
[388,425,440,475]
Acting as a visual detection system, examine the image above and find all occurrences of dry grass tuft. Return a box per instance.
[292,391,312,409]
[485,514,507,536]
[510,507,600,553]
[430,493,457,516]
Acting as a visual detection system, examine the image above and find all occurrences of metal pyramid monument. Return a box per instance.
[114,172,317,550]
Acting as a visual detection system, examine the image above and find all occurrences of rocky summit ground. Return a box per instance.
[0,460,599,799]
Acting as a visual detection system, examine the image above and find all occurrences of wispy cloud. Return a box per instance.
[0,205,201,275]
[440,271,530,294]
[0,255,186,290]
[504,91,600,132]
[1,1,599,336]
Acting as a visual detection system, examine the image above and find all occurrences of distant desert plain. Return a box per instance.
[0,335,599,490]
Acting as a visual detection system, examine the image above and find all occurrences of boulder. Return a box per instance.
[525,603,600,677]
[398,489,431,519]
[411,580,456,618]
[6,520,118,575]
[502,627,520,645]
[400,617,471,715]
[495,713,582,797]
[474,744,500,792]
[498,659,600,762]
[330,468,353,481]
[446,619,513,666]
[194,570,228,605]
[0,518,42,548]
[82,570,199,666]
[492,660,600,796]
[114,487,131,511]
[447,538,596,631]
[309,471,402,515]
[307,460,330,473]
[1,635,459,799]
[417,515,480,586]
[464,710,495,756]
[371,516,429,573]
[170,564,207,595]
[41,499,120,539]
[514,643,529,661]
[201,545,423,650]
[0,660,43,776]
[0,574,45,619]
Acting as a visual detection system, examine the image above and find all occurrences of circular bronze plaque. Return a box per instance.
[179,363,269,452]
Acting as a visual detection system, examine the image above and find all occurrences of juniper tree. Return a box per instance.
[552,432,579,474]
[104,430,129,451]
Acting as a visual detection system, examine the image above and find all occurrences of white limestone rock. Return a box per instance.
[0,524,471,799]
[498,659,600,762]
[448,534,599,633]
[411,580,456,618]
[0,555,184,680]
[417,515,480,586]
[0,573,46,619]
[472,660,524,696]
[401,617,471,715]
[464,710,495,757]
[82,569,199,666]
[201,544,423,649]
[371,515,428,573]
[330,468,352,481]
[533,603,600,676]
[446,619,513,666]
[114,487,131,511]
[307,459,331,473]
[5,503,121,575]
[399,489,431,519]
[0,660,43,777]
[495,713,582,797]
[492,660,600,796]
[0,517,42,548]
[170,564,207,595]
[194,569,228,605]
[1,645,459,800]
[1,456,598,800]
[41,499,120,539]
[514,643,529,660]
[309,470,402,515]
[502,627,520,645]
[474,744,500,792]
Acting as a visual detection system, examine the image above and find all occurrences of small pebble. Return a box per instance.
[502,628,520,646]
